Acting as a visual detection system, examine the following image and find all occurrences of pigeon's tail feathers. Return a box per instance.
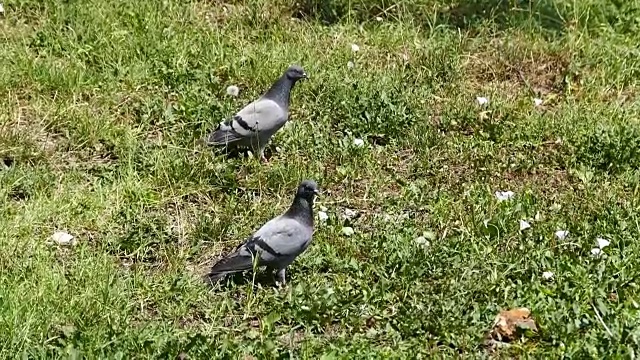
[202,271,225,285]
[204,254,254,284]
[205,127,244,147]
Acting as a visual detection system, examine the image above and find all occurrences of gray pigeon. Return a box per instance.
[206,180,319,285]
[205,65,308,162]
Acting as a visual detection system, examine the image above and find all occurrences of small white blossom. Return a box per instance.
[51,231,75,246]
[341,227,355,236]
[0,3,4,14]
[347,61,355,69]
[495,191,515,201]
[351,44,360,52]
[476,96,489,106]
[353,138,365,147]
[226,85,239,97]
[542,271,554,280]
[596,237,610,249]
[534,211,542,221]
[555,230,569,240]
[534,98,543,107]
[317,211,329,222]
[519,220,531,231]
[591,248,602,257]
[319,205,328,212]
[121,259,134,268]
[414,236,430,247]
[375,16,383,21]
[423,231,437,241]
[343,208,357,219]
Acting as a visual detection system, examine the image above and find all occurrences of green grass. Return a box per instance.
[1,0,640,357]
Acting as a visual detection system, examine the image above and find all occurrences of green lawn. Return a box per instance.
[2,0,640,357]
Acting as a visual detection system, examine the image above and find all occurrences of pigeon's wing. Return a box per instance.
[246,216,313,263]
[205,99,285,146]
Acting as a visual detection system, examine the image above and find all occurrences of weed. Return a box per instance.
[1,0,640,358]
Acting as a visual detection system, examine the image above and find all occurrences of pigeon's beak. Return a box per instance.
[302,72,308,80]
[313,189,320,196]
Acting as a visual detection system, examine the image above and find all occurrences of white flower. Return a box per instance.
[0,3,4,14]
[51,231,75,245]
[343,208,357,219]
[341,227,355,236]
[375,16,383,22]
[423,231,437,241]
[320,205,328,212]
[519,220,531,231]
[542,271,554,280]
[534,211,542,221]
[226,85,239,97]
[555,230,569,240]
[414,236,430,246]
[317,211,329,222]
[347,61,355,69]
[353,138,365,147]
[351,44,360,52]
[596,237,610,249]
[476,96,489,106]
[534,98,543,107]
[495,191,514,201]
[381,213,410,223]
[121,259,134,268]
[219,120,231,130]
[591,248,602,257]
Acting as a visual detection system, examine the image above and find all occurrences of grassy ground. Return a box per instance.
[1,0,640,357]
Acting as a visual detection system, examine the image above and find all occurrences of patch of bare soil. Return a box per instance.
[463,39,572,97]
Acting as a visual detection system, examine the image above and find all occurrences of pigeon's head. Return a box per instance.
[285,65,308,81]
[296,179,319,201]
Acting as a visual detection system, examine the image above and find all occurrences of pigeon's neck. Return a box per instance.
[283,196,313,227]
[262,75,295,110]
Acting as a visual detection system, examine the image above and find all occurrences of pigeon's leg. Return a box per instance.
[275,268,286,287]
[259,147,268,163]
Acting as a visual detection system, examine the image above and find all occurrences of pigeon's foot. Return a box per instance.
[275,268,286,287]
[259,151,270,163]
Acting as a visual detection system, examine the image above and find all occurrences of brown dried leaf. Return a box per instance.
[489,307,537,342]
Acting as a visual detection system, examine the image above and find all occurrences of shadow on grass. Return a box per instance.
[202,269,279,290]
[208,144,279,162]
[441,0,566,33]
[293,0,567,34]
